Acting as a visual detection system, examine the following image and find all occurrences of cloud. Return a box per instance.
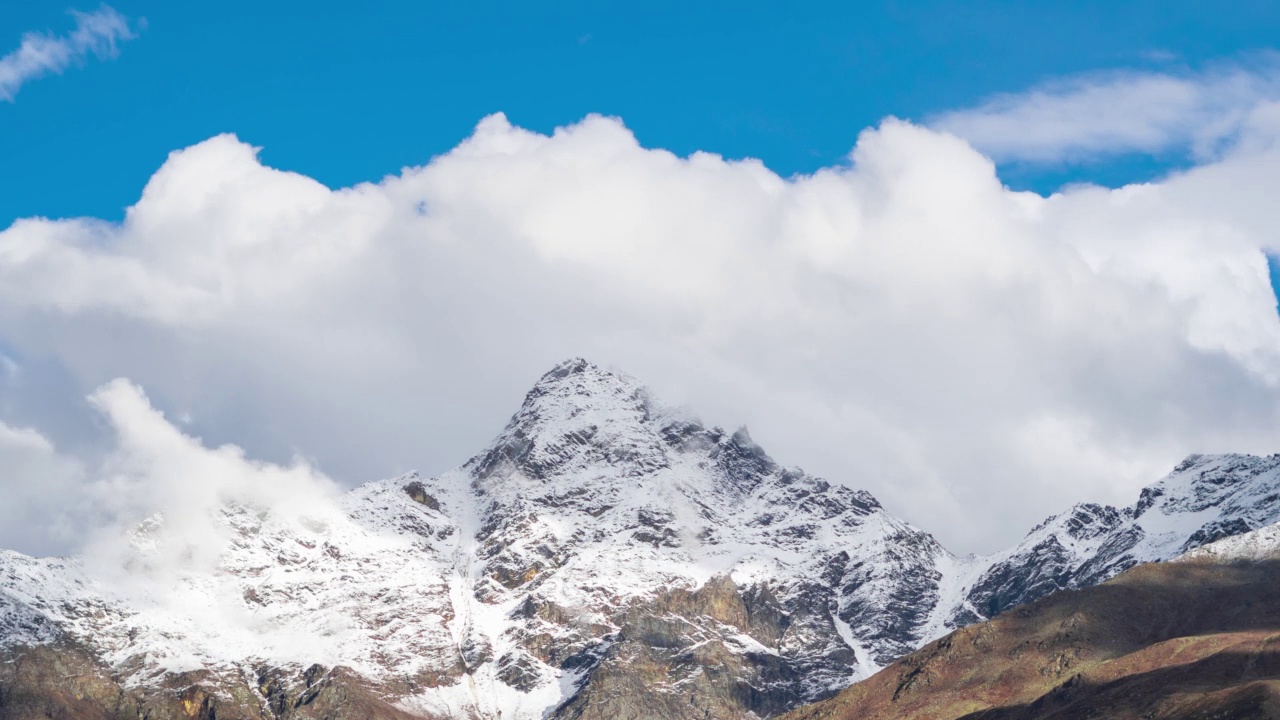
[2,113,1280,555]
[0,379,341,564]
[0,379,367,672]
[931,57,1280,164]
[81,379,343,580]
[0,5,137,102]
[0,421,85,555]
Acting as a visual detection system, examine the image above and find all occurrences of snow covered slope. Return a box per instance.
[392,358,954,715]
[1177,521,1280,563]
[0,360,950,718]
[1,359,1277,720]
[952,453,1280,625]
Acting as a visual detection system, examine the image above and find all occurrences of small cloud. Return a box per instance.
[1140,49,1179,63]
[0,5,139,102]
[577,33,593,46]
[930,55,1280,164]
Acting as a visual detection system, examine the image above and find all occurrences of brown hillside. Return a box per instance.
[783,558,1280,720]
[0,641,431,720]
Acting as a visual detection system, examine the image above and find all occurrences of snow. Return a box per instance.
[830,606,877,683]
[932,452,1280,632]
[1178,521,1280,563]
[2,360,1277,720]
[918,551,986,644]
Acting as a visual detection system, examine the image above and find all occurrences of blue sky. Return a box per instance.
[5,0,1280,227]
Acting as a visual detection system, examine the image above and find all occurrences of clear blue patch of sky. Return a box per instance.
[1267,254,1280,309]
[2,0,1280,229]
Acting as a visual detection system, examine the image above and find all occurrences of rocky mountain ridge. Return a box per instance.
[961,452,1280,624]
[1,358,1278,719]
[783,526,1280,720]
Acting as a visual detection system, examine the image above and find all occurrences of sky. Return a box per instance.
[2,1,1280,556]
[7,0,1280,224]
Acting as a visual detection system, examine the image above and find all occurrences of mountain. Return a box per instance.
[955,452,1280,625]
[1,359,1278,720]
[781,527,1280,720]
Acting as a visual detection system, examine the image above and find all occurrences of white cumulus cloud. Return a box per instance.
[0,379,341,561]
[0,5,137,102]
[83,379,343,571]
[1,113,1280,554]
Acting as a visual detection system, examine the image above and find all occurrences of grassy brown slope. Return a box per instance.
[783,559,1280,720]
[0,641,431,720]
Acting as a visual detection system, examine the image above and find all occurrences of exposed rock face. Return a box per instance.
[782,550,1280,720]
[422,358,955,715]
[1,359,1278,719]
[0,640,426,720]
[958,453,1280,624]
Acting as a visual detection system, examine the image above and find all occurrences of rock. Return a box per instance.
[402,480,440,511]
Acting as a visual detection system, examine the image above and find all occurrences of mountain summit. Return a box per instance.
[2,360,1279,720]
[404,358,954,717]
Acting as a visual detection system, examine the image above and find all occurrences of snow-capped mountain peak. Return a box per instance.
[2,360,1277,720]
[954,452,1280,627]
[466,358,677,489]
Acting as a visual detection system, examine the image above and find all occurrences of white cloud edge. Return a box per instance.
[0,377,342,561]
[929,55,1280,165]
[0,5,137,102]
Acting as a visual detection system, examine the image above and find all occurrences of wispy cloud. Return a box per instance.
[931,56,1280,164]
[0,5,137,102]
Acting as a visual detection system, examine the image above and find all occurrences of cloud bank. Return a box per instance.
[0,379,367,671]
[0,379,340,560]
[2,110,1280,554]
[0,5,136,102]
[82,379,343,574]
